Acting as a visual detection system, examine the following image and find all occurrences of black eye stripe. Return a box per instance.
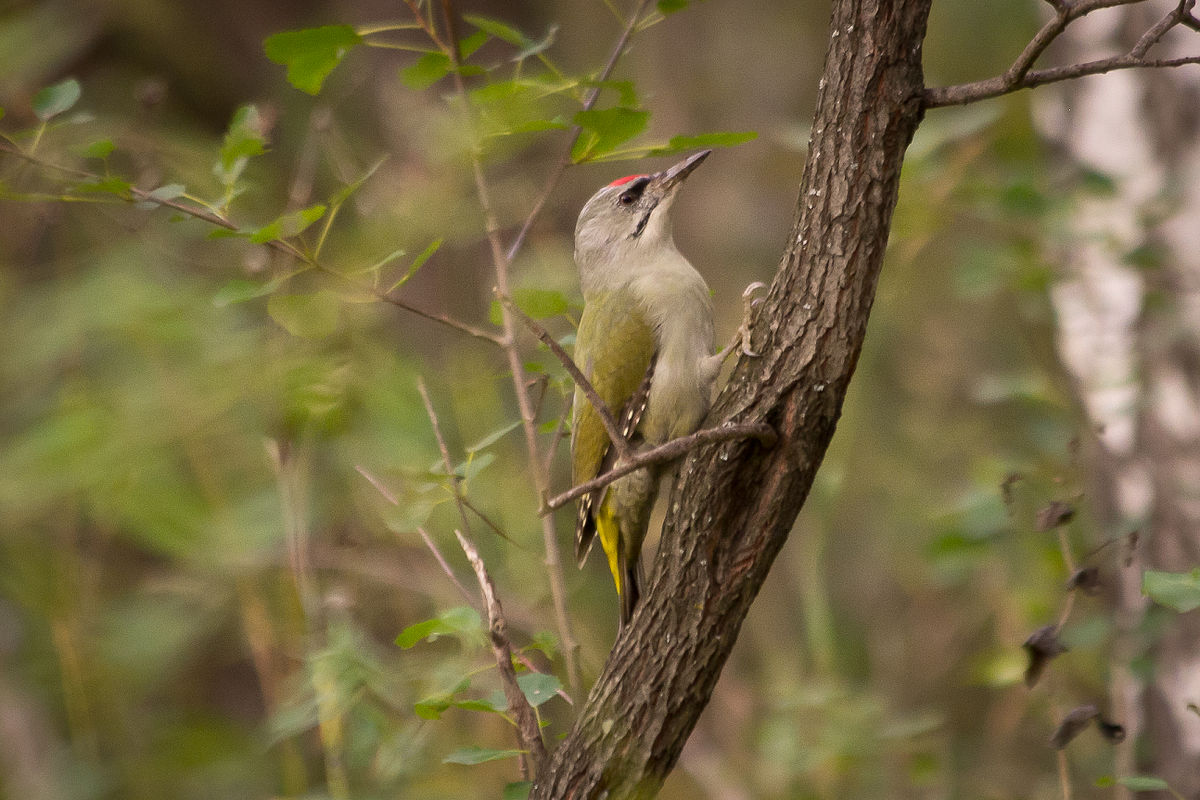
[617,177,651,205]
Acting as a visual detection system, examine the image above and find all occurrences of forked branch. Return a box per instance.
[925,0,1200,108]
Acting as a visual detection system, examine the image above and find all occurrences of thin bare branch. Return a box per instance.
[455,530,548,777]
[418,527,478,606]
[544,421,776,511]
[925,0,1200,108]
[353,464,478,606]
[925,54,1200,108]
[437,0,582,696]
[416,376,476,540]
[499,292,632,463]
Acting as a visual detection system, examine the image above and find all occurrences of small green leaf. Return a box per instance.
[213,277,285,307]
[396,606,481,649]
[466,420,522,453]
[582,79,638,107]
[329,156,388,207]
[33,78,81,121]
[458,30,489,60]
[452,696,508,714]
[267,291,340,338]
[218,105,268,183]
[658,0,690,13]
[571,107,650,162]
[402,52,451,89]
[264,25,362,95]
[515,287,569,319]
[443,746,524,766]
[516,671,561,708]
[386,238,442,293]
[463,14,529,47]
[1118,776,1171,792]
[460,452,495,484]
[525,631,559,659]
[651,131,757,154]
[136,183,187,209]
[71,177,132,197]
[251,203,327,244]
[1143,568,1200,612]
[503,781,533,800]
[79,139,114,159]
[414,695,452,720]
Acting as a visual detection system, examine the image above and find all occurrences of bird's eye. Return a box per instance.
[618,192,636,206]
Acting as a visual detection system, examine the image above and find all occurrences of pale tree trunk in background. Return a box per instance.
[1036,2,1200,794]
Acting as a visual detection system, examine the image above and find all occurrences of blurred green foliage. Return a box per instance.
[0,0,1171,798]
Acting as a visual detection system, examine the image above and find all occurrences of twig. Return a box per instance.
[544,421,776,511]
[455,530,548,777]
[924,0,1200,108]
[417,376,476,540]
[504,0,655,264]
[419,526,478,606]
[926,54,1200,107]
[353,463,478,605]
[499,292,632,462]
[437,0,584,696]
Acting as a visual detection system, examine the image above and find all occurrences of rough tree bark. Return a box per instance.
[531,1,932,797]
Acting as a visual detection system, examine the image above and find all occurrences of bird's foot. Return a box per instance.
[737,282,768,357]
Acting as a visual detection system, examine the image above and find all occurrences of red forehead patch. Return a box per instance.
[608,174,646,187]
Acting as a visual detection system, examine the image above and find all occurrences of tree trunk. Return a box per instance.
[531,1,931,796]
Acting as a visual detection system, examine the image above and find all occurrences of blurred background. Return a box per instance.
[3,0,1199,798]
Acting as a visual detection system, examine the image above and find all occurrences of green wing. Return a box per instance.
[571,291,655,560]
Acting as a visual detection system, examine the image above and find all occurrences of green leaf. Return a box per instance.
[71,177,133,197]
[582,79,638,107]
[79,139,114,159]
[516,288,569,319]
[503,782,533,800]
[1119,776,1171,792]
[413,677,472,720]
[516,671,561,708]
[250,204,327,244]
[463,14,530,47]
[458,30,489,60]
[267,291,340,338]
[217,105,268,183]
[451,696,508,714]
[466,420,522,453]
[648,131,757,155]
[658,0,690,13]
[329,156,388,208]
[571,107,650,162]
[386,238,442,293]
[212,277,285,307]
[460,452,495,484]
[264,25,362,95]
[402,52,451,89]
[443,746,524,766]
[136,183,187,209]
[395,606,481,649]
[33,78,81,121]
[1143,568,1200,612]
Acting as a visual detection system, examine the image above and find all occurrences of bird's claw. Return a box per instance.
[739,282,767,357]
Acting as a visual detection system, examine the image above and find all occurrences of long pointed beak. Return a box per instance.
[650,149,711,196]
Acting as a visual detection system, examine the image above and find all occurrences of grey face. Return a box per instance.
[574,150,711,260]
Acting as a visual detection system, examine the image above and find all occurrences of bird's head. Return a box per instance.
[573,150,710,277]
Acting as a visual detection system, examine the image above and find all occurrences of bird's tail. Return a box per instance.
[596,502,643,631]
[617,549,642,631]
